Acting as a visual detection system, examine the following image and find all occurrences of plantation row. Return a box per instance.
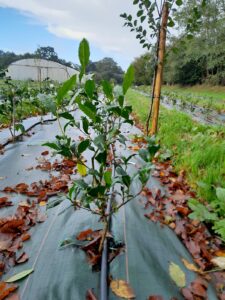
[136,85,225,113]
[127,89,225,240]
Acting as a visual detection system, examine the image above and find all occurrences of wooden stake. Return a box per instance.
[150,2,169,135]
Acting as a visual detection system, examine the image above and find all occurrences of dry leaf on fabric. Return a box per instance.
[211,257,225,269]
[110,280,135,299]
[181,258,203,274]
[169,262,186,288]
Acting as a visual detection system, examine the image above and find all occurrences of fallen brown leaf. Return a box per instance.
[77,229,94,241]
[110,280,135,299]
[16,252,29,264]
[86,289,98,300]
[0,282,18,300]
[181,258,203,274]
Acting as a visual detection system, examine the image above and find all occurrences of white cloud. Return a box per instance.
[0,0,146,67]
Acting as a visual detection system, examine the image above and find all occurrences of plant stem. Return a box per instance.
[98,220,108,253]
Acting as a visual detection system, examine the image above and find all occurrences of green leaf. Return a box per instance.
[213,219,225,240]
[104,170,112,186]
[47,197,64,209]
[85,80,95,98]
[95,151,107,164]
[78,139,90,154]
[116,165,127,176]
[81,116,89,134]
[216,187,225,202]
[59,239,78,248]
[79,38,90,79]
[123,65,134,95]
[168,18,175,27]
[76,98,97,122]
[5,268,34,283]
[188,199,218,221]
[59,112,74,121]
[43,142,60,151]
[140,16,146,23]
[15,123,25,133]
[169,262,186,288]
[102,80,113,100]
[139,148,150,162]
[88,186,106,197]
[137,10,143,17]
[93,135,105,152]
[176,0,182,6]
[57,75,76,106]
[77,163,87,176]
[118,95,124,107]
[122,175,131,187]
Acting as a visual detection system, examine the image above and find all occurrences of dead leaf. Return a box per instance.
[16,252,29,264]
[148,296,164,300]
[86,289,98,300]
[110,280,135,299]
[0,282,18,300]
[39,201,46,207]
[211,257,225,269]
[0,220,25,233]
[0,239,12,251]
[181,258,203,274]
[41,151,49,156]
[214,250,225,257]
[76,229,94,241]
[6,293,20,300]
[0,197,13,208]
[21,233,30,242]
[169,262,186,288]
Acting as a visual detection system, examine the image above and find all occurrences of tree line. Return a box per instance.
[132,0,225,86]
[0,47,124,84]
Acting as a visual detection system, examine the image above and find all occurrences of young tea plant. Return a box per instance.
[44,38,159,253]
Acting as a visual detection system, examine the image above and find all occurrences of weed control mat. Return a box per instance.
[0,111,218,299]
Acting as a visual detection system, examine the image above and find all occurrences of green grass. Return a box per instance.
[136,85,225,112]
[126,89,225,202]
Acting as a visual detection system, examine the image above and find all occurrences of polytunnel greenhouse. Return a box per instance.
[7,58,79,82]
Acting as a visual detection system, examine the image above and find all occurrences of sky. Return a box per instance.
[0,0,147,70]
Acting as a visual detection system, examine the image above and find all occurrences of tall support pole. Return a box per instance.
[150,2,169,135]
[12,96,16,142]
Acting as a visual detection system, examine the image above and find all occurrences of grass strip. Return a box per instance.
[126,89,225,202]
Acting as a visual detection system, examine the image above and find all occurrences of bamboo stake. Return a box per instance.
[150,2,169,135]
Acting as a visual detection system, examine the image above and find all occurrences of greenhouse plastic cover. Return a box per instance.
[0,111,218,299]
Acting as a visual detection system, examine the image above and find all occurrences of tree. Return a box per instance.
[35,46,58,61]
[87,57,124,84]
[121,0,206,134]
[132,52,154,85]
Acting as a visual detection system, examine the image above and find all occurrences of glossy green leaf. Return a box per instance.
[104,170,112,186]
[79,38,90,79]
[57,75,76,106]
[102,80,113,100]
[81,116,89,134]
[78,139,90,154]
[95,151,107,164]
[43,142,60,151]
[76,98,96,122]
[59,112,74,121]
[85,80,95,98]
[123,65,134,95]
